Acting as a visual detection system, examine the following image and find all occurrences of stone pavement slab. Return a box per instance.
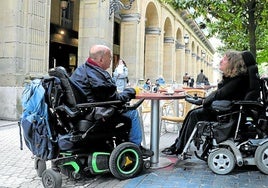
[0,123,130,188]
[0,121,268,188]
[124,155,268,188]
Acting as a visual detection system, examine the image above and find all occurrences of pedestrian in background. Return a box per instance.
[143,78,151,91]
[188,77,194,87]
[183,73,190,86]
[113,59,128,92]
[156,76,165,86]
[196,69,206,85]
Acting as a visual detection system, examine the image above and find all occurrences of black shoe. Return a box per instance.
[161,146,176,155]
[140,146,154,158]
[161,146,182,155]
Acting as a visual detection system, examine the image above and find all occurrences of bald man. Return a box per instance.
[70,44,153,158]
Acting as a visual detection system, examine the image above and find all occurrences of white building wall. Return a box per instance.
[0,0,51,120]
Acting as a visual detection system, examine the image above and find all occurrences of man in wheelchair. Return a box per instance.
[70,44,153,158]
[162,50,259,156]
[21,45,154,187]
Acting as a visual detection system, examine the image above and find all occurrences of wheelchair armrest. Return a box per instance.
[76,100,124,108]
[185,96,203,105]
[211,100,233,112]
[234,100,263,108]
[126,98,145,110]
[42,76,55,82]
[55,105,81,117]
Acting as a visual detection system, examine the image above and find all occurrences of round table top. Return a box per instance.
[158,88,185,93]
[136,91,185,100]
[182,85,216,90]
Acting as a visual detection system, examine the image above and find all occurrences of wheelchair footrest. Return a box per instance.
[178,152,192,160]
[70,135,82,142]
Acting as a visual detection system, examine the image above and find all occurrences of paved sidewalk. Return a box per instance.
[0,120,268,188]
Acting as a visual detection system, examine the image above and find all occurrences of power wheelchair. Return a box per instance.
[22,67,150,188]
[179,65,268,175]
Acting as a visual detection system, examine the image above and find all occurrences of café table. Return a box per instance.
[182,85,216,90]
[158,88,185,93]
[136,92,185,168]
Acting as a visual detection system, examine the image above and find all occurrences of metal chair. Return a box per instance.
[137,99,151,146]
[161,89,207,133]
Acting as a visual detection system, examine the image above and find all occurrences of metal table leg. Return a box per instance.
[150,99,172,168]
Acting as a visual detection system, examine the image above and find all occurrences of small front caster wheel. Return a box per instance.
[42,169,62,188]
[143,160,151,169]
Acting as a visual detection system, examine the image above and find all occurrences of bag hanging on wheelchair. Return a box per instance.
[197,119,235,144]
[211,119,235,143]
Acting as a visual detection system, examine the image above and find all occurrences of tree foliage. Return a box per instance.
[160,0,268,64]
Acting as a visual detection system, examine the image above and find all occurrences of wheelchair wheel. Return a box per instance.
[255,142,268,174]
[34,158,46,177]
[109,142,143,180]
[42,169,62,188]
[208,148,235,175]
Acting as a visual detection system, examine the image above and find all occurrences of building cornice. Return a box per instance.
[179,10,215,54]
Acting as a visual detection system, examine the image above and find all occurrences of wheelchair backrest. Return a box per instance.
[244,65,261,101]
[48,66,87,108]
[260,77,268,105]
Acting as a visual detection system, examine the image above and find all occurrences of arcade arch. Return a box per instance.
[144,2,161,81]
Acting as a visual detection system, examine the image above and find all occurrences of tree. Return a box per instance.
[161,0,268,64]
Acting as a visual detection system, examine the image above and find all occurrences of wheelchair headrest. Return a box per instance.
[48,66,69,79]
[242,51,257,67]
[48,66,87,107]
[241,51,260,100]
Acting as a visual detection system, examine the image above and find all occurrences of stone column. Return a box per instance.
[0,0,50,120]
[120,13,142,85]
[144,27,161,81]
[185,48,191,76]
[200,55,203,76]
[196,55,201,78]
[163,37,174,83]
[78,0,113,65]
[192,52,197,78]
[175,41,185,83]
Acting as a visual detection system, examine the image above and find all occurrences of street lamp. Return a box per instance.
[201,50,206,58]
[184,34,189,44]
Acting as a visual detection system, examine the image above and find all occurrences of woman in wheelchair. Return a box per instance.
[162,50,257,155]
[70,44,153,158]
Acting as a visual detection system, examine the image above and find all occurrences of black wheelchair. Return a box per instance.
[26,67,150,188]
[179,65,268,175]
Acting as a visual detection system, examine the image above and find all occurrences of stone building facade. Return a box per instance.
[0,0,215,120]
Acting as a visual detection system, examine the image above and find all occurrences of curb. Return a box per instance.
[0,121,18,128]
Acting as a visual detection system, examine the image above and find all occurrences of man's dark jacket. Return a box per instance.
[70,60,135,103]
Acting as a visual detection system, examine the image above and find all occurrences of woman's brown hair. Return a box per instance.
[223,50,247,77]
